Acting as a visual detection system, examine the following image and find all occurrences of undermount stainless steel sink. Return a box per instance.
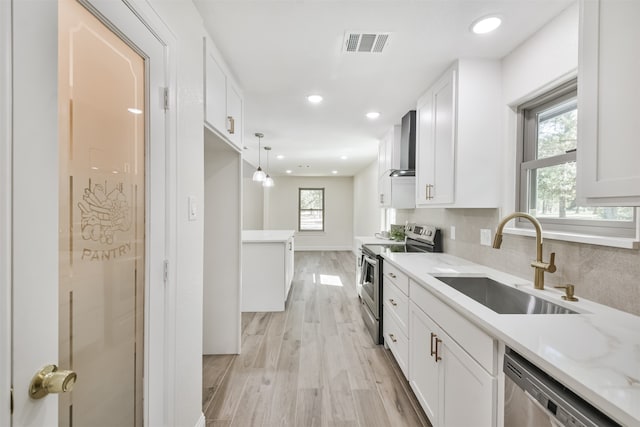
[434,276,577,315]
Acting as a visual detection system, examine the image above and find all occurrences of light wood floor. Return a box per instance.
[203,251,431,427]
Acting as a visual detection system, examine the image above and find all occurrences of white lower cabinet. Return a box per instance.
[409,302,440,423]
[382,265,411,377]
[383,306,409,377]
[408,282,497,427]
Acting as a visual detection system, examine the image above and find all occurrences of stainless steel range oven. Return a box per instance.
[359,224,442,344]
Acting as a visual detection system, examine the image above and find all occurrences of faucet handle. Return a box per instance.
[547,252,557,273]
[554,284,578,301]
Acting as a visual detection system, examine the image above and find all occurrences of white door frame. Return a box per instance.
[6,0,178,425]
[1,1,13,426]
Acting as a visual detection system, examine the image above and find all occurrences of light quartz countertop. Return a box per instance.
[381,252,640,426]
[355,235,405,245]
[242,230,295,243]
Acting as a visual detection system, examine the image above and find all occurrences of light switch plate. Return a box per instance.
[480,228,492,246]
[188,196,197,221]
[450,226,456,240]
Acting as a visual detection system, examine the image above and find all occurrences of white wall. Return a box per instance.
[203,131,241,354]
[500,2,579,215]
[353,160,380,237]
[265,176,354,250]
[243,160,264,229]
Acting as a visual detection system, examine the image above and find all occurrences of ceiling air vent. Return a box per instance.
[343,32,390,53]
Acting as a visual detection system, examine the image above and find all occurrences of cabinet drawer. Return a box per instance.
[383,306,409,379]
[383,279,409,335]
[410,280,496,374]
[382,262,409,295]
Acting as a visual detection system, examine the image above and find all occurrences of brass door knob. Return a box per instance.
[29,364,77,399]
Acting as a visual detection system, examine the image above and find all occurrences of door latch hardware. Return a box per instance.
[29,365,77,399]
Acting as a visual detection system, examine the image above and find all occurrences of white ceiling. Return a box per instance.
[194,0,574,177]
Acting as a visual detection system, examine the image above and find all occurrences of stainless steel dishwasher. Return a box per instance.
[503,347,620,427]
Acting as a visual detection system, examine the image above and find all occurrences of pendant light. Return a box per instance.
[252,132,266,182]
[263,146,274,187]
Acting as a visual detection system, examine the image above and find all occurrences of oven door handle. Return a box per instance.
[362,255,378,266]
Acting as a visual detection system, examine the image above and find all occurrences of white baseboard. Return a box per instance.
[295,246,353,251]
[194,413,206,427]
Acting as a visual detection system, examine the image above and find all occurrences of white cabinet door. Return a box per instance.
[226,83,243,149]
[378,131,389,177]
[416,70,455,206]
[378,175,392,207]
[285,237,294,298]
[439,333,495,427]
[409,302,440,425]
[204,49,227,133]
[378,125,401,177]
[578,0,640,205]
[415,60,501,208]
[204,38,244,151]
[409,300,496,427]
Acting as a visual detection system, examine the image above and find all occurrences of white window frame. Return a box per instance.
[298,188,325,232]
[516,79,638,240]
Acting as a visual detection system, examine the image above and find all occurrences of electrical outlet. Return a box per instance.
[450,226,456,240]
[480,228,492,246]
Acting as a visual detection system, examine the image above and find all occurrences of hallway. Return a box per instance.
[202,251,430,427]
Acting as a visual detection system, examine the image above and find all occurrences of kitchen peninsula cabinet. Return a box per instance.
[577,0,640,205]
[415,59,502,208]
[241,230,295,312]
[204,36,244,151]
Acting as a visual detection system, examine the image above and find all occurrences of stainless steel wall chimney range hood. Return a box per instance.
[390,110,416,177]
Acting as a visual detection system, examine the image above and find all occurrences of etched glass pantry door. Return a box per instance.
[58,0,144,424]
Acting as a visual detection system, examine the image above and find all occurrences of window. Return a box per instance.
[299,188,324,231]
[518,80,635,237]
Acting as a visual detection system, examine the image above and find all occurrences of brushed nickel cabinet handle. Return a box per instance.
[389,299,397,306]
[435,337,442,362]
[430,332,436,357]
[426,184,434,200]
[389,334,397,343]
[227,116,235,134]
[389,273,397,279]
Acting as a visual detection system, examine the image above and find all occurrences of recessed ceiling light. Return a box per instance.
[307,95,323,104]
[276,155,284,159]
[127,108,143,115]
[471,16,502,34]
[340,155,348,160]
[332,170,338,174]
[285,170,292,174]
[366,111,380,120]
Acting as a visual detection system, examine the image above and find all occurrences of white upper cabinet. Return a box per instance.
[204,36,243,151]
[416,71,455,205]
[416,60,502,208]
[577,0,640,205]
[226,83,243,149]
[378,125,401,177]
[378,125,416,208]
